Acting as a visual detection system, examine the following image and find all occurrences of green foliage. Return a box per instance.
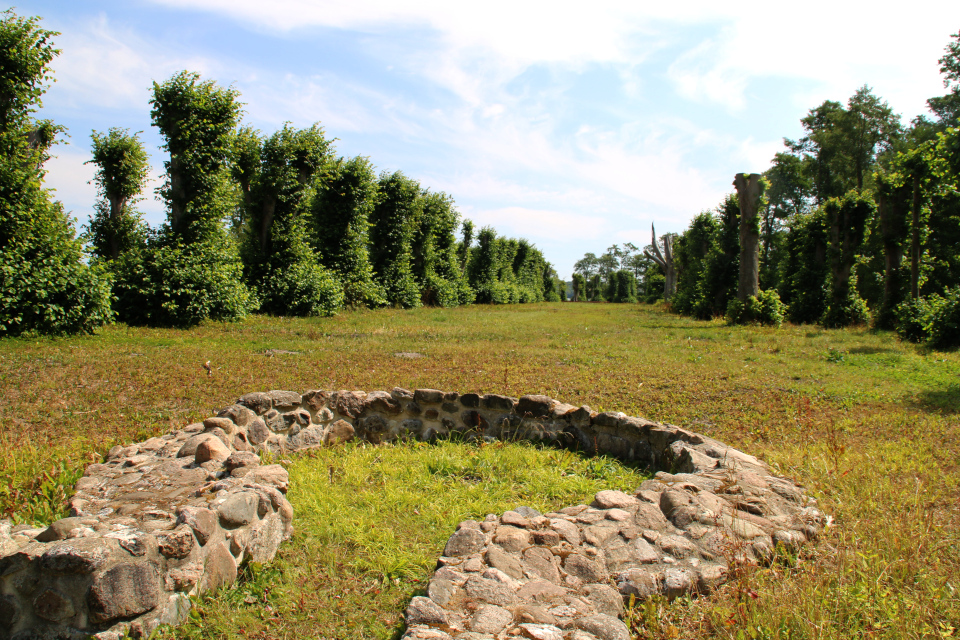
[0,10,112,337]
[85,128,150,260]
[691,195,740,319]
[821,291,871,328]
[927,31,960,126]
[782,208,830,324]
[726,289,786,326]
[467,226,544,304]
[0,224,113,336]
[571,273,585,302]
[112,239,253,327]
[254,237,343,317]
[609,270,637,303]
[369,171,422,308]
[413,190,472,307]
[895,288,960,348]
[239,123,342,317]
[150,71,242,243]
[542,264,563,302]
[131,70,253,325]
[457,219,474,272]
[821,191,873,328]
[672,212,718,314]
[311,156,386,308]
[873,171,912,329]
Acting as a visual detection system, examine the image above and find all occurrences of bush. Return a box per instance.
[257,255,343,317]
[0,233,113,337]
[726,289,786,327]
[894,298,930,343]
[112,240,254,327]
[821,292,871,328]
[896,289,960,349]
[926,289,960,349]
[420,273,460,308]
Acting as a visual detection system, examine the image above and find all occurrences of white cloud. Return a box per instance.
[48,14,220,112]
[464,206,609,243]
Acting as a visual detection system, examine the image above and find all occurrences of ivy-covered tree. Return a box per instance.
[543,263,563,302]
[85,128,150,261]
[781,208,830,324]
[512,238,547,302]
[413,190,473,306]
[369,171,421,308]
[112,71,252,326]
[874,171,912,328]
[691,194,740,319]
[229,125,261,237]
[821,191,873,327]
[571,273,585,302]
[671,212,717,315]
[241,123,343,316]
[311,155,385,307]
[0,10,112,336]
[458,219,474,272]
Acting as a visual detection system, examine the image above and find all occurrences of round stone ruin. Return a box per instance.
[0,388,825,640]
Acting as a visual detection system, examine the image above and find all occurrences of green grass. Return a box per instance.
[160,440,646,640]
[1,302,959,639]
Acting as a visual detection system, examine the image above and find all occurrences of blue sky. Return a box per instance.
[19,0,960,279]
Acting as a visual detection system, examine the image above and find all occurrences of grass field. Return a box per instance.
[1,302,958,639]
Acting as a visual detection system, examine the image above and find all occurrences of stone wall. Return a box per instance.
[0,388,824,640]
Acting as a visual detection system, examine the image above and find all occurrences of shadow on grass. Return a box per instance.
[848,346,899,355]
[912,383,960,414]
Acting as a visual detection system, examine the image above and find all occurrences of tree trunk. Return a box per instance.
[645,223,676,301]
[260,198,276,253]
[168,156,185,236]
[734,173,762,302]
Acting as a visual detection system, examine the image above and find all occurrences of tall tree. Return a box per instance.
[733,173,763,302]
[875,172,911,328]
[0,10,112,336]
[788,88,901,203]
[821,191,873,327]
[112,71,252,327]
[85,128,150,260]
[369,171,421,308]
[241,123,342,316]
[671,212,717,315]
[843,86,902,191]
[762,151,812,288]
[413,190,472,306]
[782,208,830,324]
[571,273,585,302]
[927,31,960,126]
[458,219,475,272]
[150,71,242,243]
[692,195,740,319]
[644,223,676,301]
[311,155,385,307]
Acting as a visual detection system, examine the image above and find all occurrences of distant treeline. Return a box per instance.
[0,10,565,336]
[572,31,960,348]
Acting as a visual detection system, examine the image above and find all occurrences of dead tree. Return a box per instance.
[645,223,676,301]
[733,173,762,302]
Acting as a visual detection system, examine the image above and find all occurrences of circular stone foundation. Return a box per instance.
[0,388,824,640]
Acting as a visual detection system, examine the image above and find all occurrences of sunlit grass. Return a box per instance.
[1,302,959,638]
[160,439,647,639]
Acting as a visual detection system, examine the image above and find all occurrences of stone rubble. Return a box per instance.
[0,388,824,640]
